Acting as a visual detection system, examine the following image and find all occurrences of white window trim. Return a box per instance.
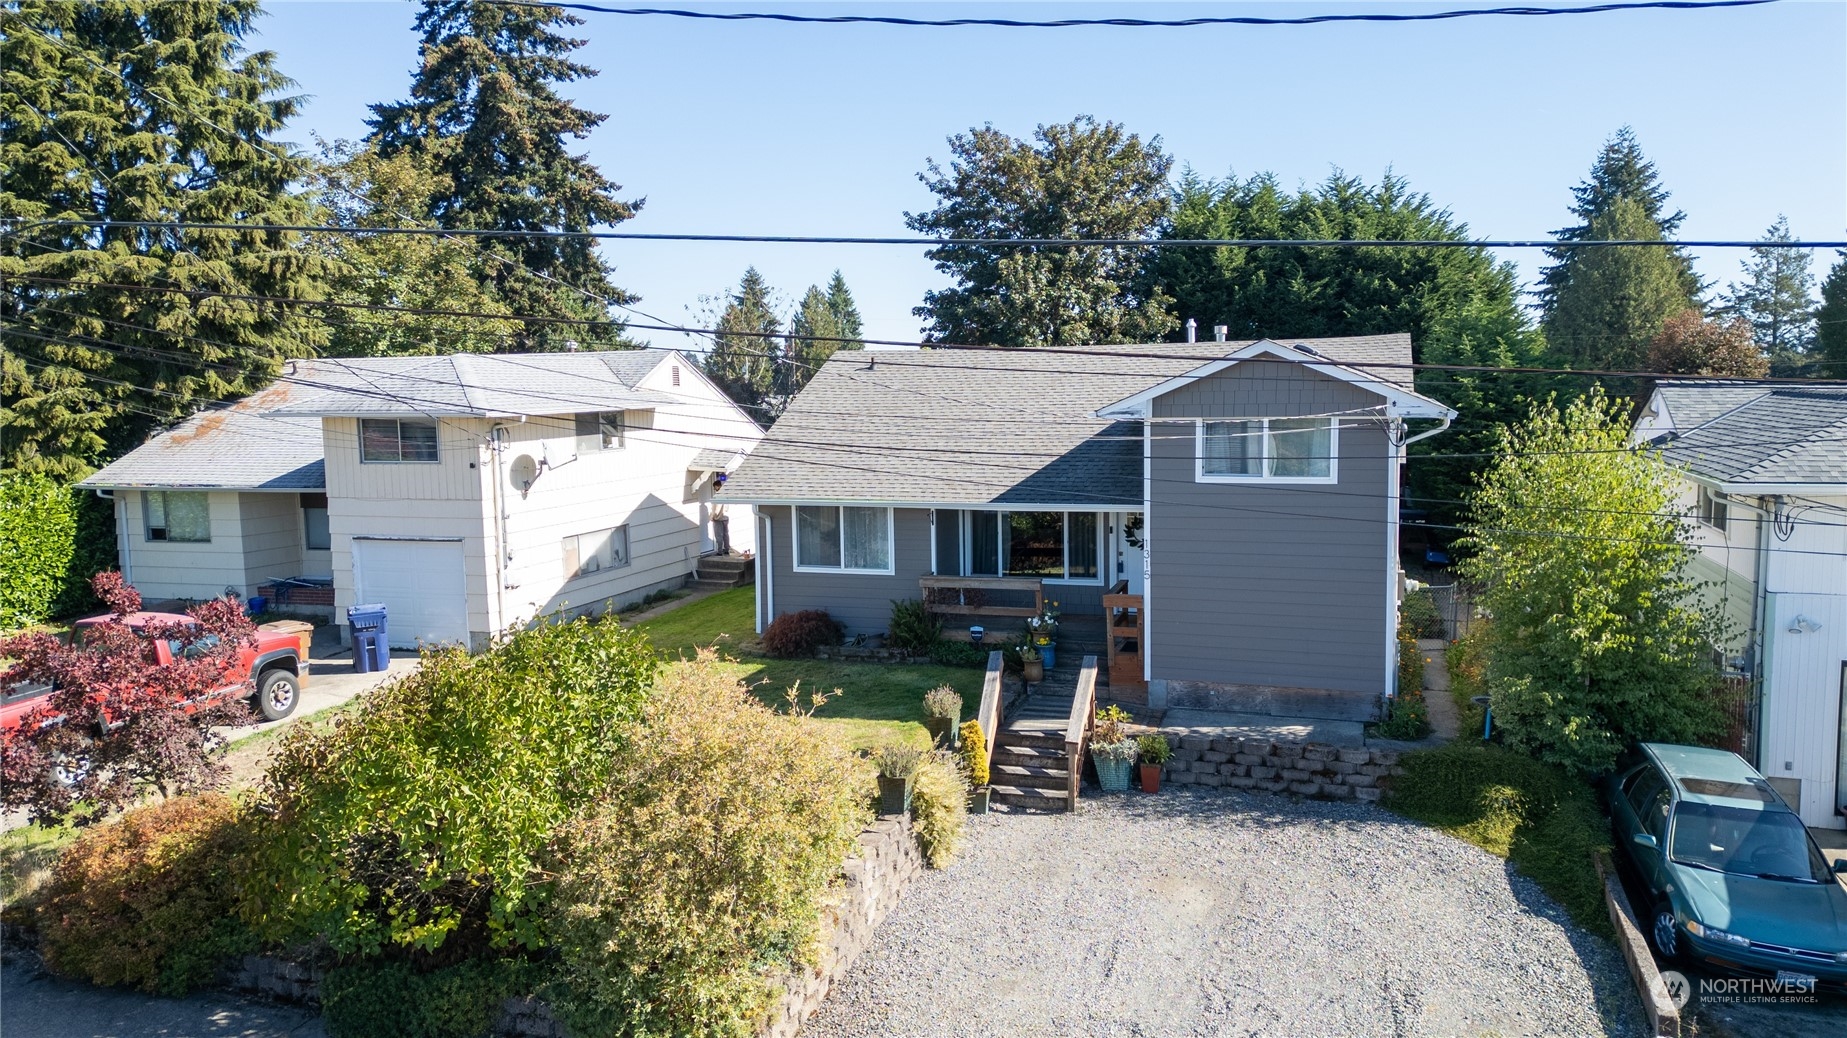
[143,490,211,543]
[1194,418,1340,485]
[562,524,632,583]
[792,505,896,575]
[958,509,1108,586]
[1695,485,1728,532]
[358,418,441,465]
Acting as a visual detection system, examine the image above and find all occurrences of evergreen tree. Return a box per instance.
[703,268,781,424]
[1541,197,1693,378]
[780,275,865,406]
[823,271,864,342]
[1724,215,1816,369]
[368,0,637,350]
[907,116,1175,347]
[1540,127,1701,316]
[1816,252,1847,378]
[0,0,325,477]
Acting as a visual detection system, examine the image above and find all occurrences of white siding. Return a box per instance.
[239,493,311,590]
[1761,592,1847,828]
[116,490,250,603]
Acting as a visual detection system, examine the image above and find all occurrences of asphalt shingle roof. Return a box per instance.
[80,382,325,491]
[269,351,672,418]
[720,335,1415,507]
[1654,380,1847,487]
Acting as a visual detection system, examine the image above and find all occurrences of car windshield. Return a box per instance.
[1670,801,1833,882]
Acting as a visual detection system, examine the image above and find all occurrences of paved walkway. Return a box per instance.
[1,961,326,1038]
[1418,637,1459,741]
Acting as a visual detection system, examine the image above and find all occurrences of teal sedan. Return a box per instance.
[1607,743,1847,986]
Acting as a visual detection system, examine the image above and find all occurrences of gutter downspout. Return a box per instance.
[488,426,512,635]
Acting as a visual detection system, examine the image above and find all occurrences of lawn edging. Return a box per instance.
[224,816,927,1038]
[1594,852,1682,1037]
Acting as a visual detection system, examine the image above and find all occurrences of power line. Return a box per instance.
[6,218,1840,250]
[496,0,1781,29]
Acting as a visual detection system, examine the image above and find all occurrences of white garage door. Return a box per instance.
[353,539,469,649]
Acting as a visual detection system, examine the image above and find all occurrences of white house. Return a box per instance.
[81,350,763,651]
[1635,379,1847,829]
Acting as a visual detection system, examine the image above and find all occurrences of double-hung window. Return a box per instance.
[795,506,892,573]
[1197,417,1337,483]
[563,525,630,581]
[359,418,439,463]
[1696,486,1728,531]
[144,491,210,542]
[575,411,626,453]
[964,511,1103,583]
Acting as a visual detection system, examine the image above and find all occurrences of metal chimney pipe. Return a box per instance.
[1185,318,1197,343]
[1213,325,1228,343]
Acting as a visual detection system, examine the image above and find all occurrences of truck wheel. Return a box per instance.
[257,670,300,721]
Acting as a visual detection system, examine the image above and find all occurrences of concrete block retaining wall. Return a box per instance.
[225,817,924,1038]
[1157,733,1405,800]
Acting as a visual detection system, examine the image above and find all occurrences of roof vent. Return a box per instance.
[672,364,681,386]
[1185,318,1197,344]
[1213,325,1228,343]
[1296,344,1321,357]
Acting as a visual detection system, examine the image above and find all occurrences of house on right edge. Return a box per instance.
[718,335,1454,726]
[1634,379,1847,829]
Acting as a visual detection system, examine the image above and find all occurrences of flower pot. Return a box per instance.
[968,786,991,814]
[1040,645,1055,670]
[922,716,955,747]
[1095,752,1134,792]
[1139,763,1163,793]
[1022,659,1044,683]
[877,773,914,816]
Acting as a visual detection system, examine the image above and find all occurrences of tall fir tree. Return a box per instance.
[1724,215,1816,370]
[1816,252,1847,378]
[0,0,325,477]
[1541,197,1694,379]
[823,271,864,342]
[780,274,864,405]
[703,268,781,424]
[367,0,636,350]
[1540,127,1701,317]
[907,116,1175,347]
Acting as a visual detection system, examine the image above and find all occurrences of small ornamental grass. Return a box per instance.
[921,685,962,721]
[37,793,257,995]
[545,654,870,1038]
[908,751,968,868]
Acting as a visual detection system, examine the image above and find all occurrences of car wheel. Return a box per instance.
[1651,904,1683,962]
[257,670,300,722]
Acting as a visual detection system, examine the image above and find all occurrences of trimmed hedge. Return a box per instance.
[1,473,77,627]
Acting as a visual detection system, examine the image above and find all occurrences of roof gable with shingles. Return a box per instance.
[270,351,673,418]
[1654,381,1847,488]
[80,381,325,491]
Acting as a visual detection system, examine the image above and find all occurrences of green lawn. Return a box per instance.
[636,588,984,752]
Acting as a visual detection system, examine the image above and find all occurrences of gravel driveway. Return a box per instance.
[806,789,1644,1038]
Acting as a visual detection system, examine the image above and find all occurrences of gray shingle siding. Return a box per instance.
[1148,366,1390,698]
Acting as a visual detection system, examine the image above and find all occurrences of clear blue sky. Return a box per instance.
[256,0,1846,350]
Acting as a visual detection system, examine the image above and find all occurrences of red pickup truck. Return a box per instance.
[0,611,309,732]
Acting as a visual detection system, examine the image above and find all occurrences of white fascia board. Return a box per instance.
[714,497,1136,510]
[1718,482,1847,495]
[75,482,320,493]
[1092,339,1452,420]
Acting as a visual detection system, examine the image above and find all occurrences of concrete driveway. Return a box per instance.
[218,625,416,741]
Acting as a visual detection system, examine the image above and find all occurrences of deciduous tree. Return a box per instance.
[907,116,1175,347]
[1645,309,1768,378]
[1460,394,1724,774]
[1,0,325,477]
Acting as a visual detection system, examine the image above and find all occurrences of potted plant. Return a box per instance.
[1027,603,1060,670]
[1018,643,1044,683]
[873,744,923,815]
[1137,733,1173,793]
[1090,704,1136,792]
[958,719,990,814]
[921,686,962,747]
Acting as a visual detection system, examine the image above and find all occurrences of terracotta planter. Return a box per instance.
[877,773,914,816]
[1022,659,1045,683]
[1139,763,1163,793]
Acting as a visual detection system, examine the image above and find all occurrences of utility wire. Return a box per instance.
[492,0,1782,29]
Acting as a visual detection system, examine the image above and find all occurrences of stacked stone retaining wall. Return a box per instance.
[1158,733,1405,800]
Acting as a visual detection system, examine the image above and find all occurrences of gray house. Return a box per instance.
[718,335,1454,722]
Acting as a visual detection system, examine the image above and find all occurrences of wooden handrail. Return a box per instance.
[976,650,1004,773]
[1063,656,1099,811]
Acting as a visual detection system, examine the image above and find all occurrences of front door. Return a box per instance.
[1113,512,1145,596]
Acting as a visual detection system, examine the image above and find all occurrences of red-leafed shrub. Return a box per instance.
[38,793,256,995]
[759,610,843,658]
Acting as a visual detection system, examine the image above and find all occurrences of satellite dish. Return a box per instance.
[509,454,540,496]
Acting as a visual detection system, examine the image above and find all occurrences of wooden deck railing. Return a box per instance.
[918,575,1045,619]
[1063,656,1099,811]
[975,650,1004,773]
[1102,580,1146,700]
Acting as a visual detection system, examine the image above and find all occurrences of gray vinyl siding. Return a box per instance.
[764,505,933,635]
[1149,362,1390,695]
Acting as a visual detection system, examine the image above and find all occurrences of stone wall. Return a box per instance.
[224,817,925,1038]
[1158,733,1404,800]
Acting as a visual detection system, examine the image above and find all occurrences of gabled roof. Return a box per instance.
[719,335,1427,507]
[80,381,325,492]
[268,351,675,418]
[1648,380,1847,491]
[1095,339,1453,420]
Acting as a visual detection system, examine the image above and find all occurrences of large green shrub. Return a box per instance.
[909,751,969,868]
[244,616,656,957]
[320,957,540,1038]
[37,794,257,995]
[546,656,869,1038]
[1,472,78,627]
